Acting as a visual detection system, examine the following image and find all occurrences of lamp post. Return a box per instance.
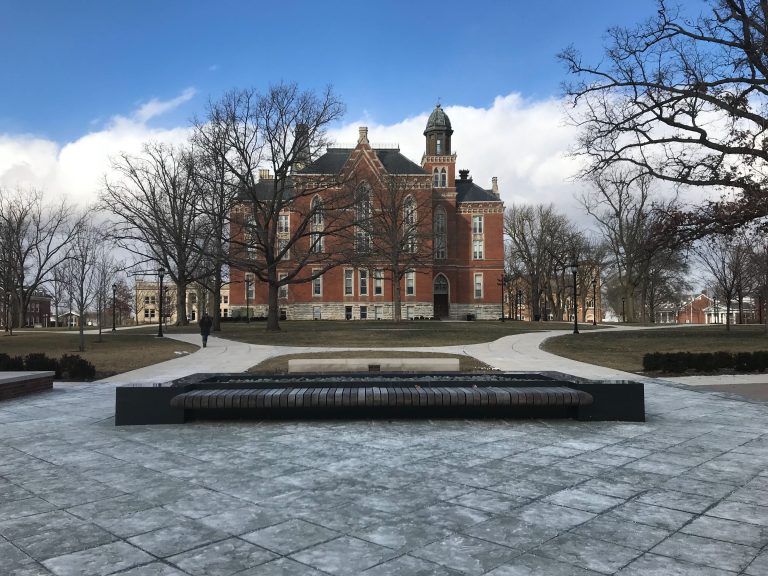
[622,297,626,323]
[569,261,579,334]
[245,275,251,323]
[517,289,523,321]
[157,267,164,338]
[591,278,597,326]
[111,283,117,332]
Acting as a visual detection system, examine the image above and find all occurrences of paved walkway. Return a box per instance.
[1,328,767,575]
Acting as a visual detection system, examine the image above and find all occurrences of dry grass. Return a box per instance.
[1,330,198,379]
[249,350,495,373]
[134,319,599,348]
[542,324,768,373]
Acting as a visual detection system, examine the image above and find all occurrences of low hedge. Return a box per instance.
[0,352,96,380]
[643,350,768,373]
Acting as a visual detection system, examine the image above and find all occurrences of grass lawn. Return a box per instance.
[249,350,495,373]
[133,319,599,347]
[1,331,198,379]
[542,324,768,373]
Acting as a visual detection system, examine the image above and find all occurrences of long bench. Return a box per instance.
[288,358,460,373]
[115,372,645,425]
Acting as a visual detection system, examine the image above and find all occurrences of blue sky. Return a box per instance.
[0,1,709,215]
[2,1,668,141]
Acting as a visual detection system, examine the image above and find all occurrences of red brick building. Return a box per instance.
[230,104,504,320]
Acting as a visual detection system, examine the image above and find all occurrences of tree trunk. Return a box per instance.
[392,268,402,322]
[175,281,187,326]
[726,300,731,331]
[266,272,281,331]
[213,267,223,332]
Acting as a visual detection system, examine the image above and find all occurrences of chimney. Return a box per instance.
[459,169,469,181]
[492,176,499,196]
[358,126,369,145]
[259,169,272,181]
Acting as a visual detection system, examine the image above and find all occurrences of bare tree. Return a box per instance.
[66,217,101,351]
[560,0,768,237]
[360,174,434,322]
[101,142,209,325]
[206,83,350,331]
[694,231,752,330]
[581,170,676,321]
[0,187,78,330]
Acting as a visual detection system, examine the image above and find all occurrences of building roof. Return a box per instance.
[456,179,498,202]
[424,103,452,133]
[298,148,427,175]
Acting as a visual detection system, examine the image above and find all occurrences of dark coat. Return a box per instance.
[199,316,213,336]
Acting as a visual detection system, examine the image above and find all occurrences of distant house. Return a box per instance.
[677,294,757,325]
[1,288,52,328]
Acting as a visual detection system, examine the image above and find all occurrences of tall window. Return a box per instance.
[344,269,354,296]
[404,196,416,253]
[434,206,447,259]
[440,168,447,188]
[406,270,415,296]
[436,138,442,154]
[359,269,368,296]
[355,186,372,252]
[278,214,290,233]
[310,196,324,253]
[374,270,383,295]
[472,215,483,260]
[472,238,484,259]
[432,168,439,188]
[474,273,483,299]
[312,270,322,297]
[245,273,255,299]
[278,274,288,299]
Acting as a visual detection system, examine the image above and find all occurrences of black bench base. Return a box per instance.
[115,372,644,425]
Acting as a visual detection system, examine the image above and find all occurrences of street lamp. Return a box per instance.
[517,289,523,321]
[157,267,164,338]
[245,275,251,323]
[111,283,117,332]
[569,261,579,334]
[622,297,626,323]
[591,278,597,326]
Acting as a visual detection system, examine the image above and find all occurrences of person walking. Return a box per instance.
[199,313,213,348]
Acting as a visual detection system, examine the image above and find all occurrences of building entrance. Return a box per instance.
[433,275,449,319]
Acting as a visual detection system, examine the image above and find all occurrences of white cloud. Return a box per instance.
[328,94,591,223]
[0,90,621,225]
[0,89,195,207]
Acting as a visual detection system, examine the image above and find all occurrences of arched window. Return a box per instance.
[434,275,448,294]
[433,168,439,188]
[311,195,323,226]
[404,196,416,253]
[433,206,447,259]
[310,195,324,253]
[440,168,447,188]
[355,184,372,252]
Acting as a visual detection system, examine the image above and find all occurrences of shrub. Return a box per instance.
[24,353,60,374]
[642,352,663,372]
[713,351,733,371]
[59,354,96,380]
[642,350,768,374]
[0,353,24,371]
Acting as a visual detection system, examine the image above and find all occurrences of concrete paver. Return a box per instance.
[0,326,767,574]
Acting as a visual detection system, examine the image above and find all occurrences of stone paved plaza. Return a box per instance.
[1,373,768,575]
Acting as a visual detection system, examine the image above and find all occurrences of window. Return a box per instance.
[473,238,484,259]
[313,306,322,320]
[278,274,288,299]
[245,273,255,300]
[432,168,439,188]
[375,305,383,319]
[277,238,289,260]
[278,214,289,234]
[436,138,442,154]
[311,196,323,226]
[440,168,447,188]
[356,186,372,252]
[345,306,353,320]
[144,309,150,319]
[404,196,416,253]
[474,273,483,299]
[144,296,150,305]
[189,293,197,303]
[406,306,414,320]
[222,295,228,304]
[434,207,446,259]
[472,215,483,234]
[312,272,322,297]
[310,196,324,253]
[374,270,383,295]
[406,270,415,296]
[359,269,368,296]
[344,269,354,296]
[360,306,368,320]
[223,308,228,318]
